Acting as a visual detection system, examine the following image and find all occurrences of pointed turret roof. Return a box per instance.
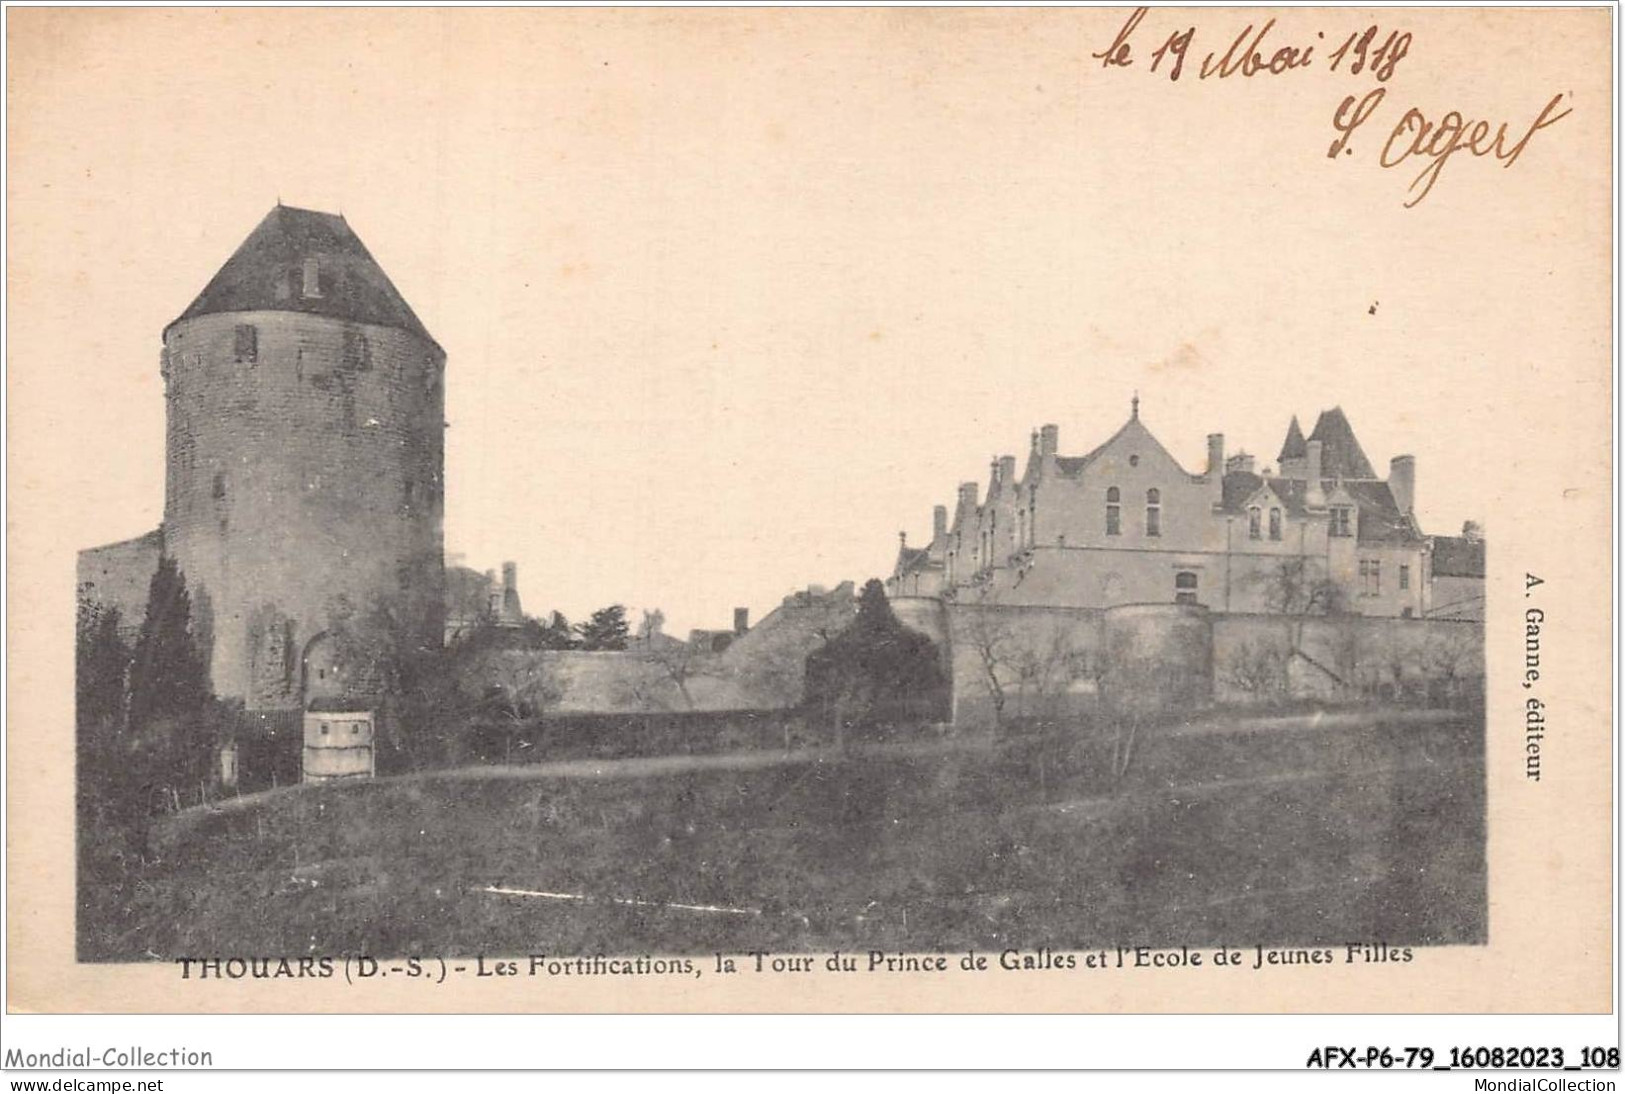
[1308,407,1377,480]
[168,205,438,347]
[1277,415,1307,462]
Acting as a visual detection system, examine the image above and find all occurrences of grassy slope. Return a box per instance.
[81,713,1484,961]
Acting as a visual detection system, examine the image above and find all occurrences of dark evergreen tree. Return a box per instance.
[535,612,581,650]
[76,602,130,742]
[127,556,212,730]
[576,604,631,651]
[804,579,949,733]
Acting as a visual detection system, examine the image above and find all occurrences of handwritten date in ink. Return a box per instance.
[1091,7,1411,84]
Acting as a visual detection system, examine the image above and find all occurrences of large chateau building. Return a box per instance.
[888,401,1484,620]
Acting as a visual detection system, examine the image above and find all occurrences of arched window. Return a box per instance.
[1175,571,1199,605]
[1146,488,1161,537]
[1106,486,1121,536]
[1248,506,1261,539]
[1269,507,1282,541]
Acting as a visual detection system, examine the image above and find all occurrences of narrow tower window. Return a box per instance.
[1269,507,1282,541]
[302,256,322,298]
[234,324,257,364]
[1106,486,1121,536]
[343,328,371,371]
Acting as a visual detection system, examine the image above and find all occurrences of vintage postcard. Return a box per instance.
[5,6,1612,1017]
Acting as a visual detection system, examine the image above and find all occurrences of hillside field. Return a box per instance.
[79,710,1485,962]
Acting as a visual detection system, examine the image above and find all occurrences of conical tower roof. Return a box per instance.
[1308,407,1377,480]
[1277,415,1307,462]
[167,205,437,347]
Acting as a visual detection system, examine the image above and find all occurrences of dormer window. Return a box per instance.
[1145,488,1161,537]
[1106,487,1121,536]
[1269,507,1282,541]
[1330,507,1354,537]
[302,256,322,298]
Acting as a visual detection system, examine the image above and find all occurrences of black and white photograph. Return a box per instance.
[6,5,1611,1029]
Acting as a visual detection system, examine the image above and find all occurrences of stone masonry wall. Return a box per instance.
[162,310,444,706]
[76,528,163,640]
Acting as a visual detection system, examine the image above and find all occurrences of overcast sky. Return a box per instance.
[12,8,1608,634]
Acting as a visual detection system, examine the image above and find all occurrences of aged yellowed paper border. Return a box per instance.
[6,6,1612,1014]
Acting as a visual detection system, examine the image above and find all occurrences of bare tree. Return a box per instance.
[635,608,666,648]
[479,652,563,763]
[1258,557,1347,618]
[1006,619,1091,725]
[640,641,719,712]
[1223,636,1290,701]
[1420,625,1482,704]
[960,602,1017,728]
[1245,558,1353,696]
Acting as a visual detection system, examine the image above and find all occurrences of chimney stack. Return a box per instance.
[1226,452,1256,475]
[1207,433,1225,503]
[933,505,948,542]
[1389,455,1416,514]
[998,455,1017,485]
[958,481,979,510]
[1306,440,1325,507]
[733,607,749,635]
[1040,424,1059,456]
[500,561,521,619]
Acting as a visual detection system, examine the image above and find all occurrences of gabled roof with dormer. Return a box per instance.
[1341,480,1420,543]
[1221,472,1421,544]
[894,543,932,576]
[168,205,438,347]
[1238,479,1289,514]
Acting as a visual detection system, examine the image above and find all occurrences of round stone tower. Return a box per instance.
[161,205,445,710]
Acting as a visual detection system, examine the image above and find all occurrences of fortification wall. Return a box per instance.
[890,596,951,668]
[1211,613,1484,704]
[717,584,856,707]
[943,602,1103,727]
[162,310,445,706]
[460,595,1484,730]
[465,649,753,715]
[77,528,163,639]
[942,600,1483,729]
[1099,603,1212,715]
